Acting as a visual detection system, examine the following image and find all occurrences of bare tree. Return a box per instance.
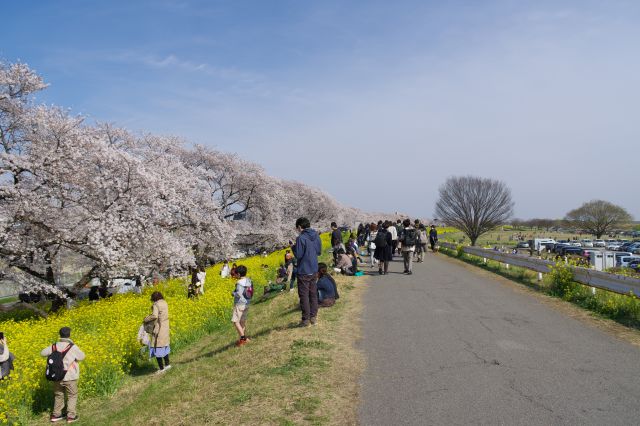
[565,200,632,238]
[435,176,514,246]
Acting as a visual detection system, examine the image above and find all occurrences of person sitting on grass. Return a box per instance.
[347,248,359,275]
[335,248,354,275]
[232,265,253,347]
[317,263,338,307]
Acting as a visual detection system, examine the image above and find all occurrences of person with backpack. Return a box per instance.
[144,292,171,373]
[40,327,85,423]
[429,225,439,252]
[231,265,253,346]
[417,224,428,262]
[399,218,417,274]
[395,219,404,255]
[374,222,393,275]
[291,217,322,327]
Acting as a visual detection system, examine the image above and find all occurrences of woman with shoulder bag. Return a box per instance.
[143,292,171,373]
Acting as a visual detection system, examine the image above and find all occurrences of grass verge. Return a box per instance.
[34,275,366,425]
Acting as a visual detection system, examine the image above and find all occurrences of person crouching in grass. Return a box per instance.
[232,265,253,346]
[317,263,339,308]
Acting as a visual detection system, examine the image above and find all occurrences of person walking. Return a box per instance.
[330,222,342,262]
[357,223,365,247]
[367,223,379,268]
[144,292,171,373]
[292,217,322,327]
[395,219,404,255]
[374,222,393,274]
[387,220,398,257]
[429,225,439,252]
[399,219,418,274]
[40,327,85,423]
[232,265,253,346]
[417,224,428,262]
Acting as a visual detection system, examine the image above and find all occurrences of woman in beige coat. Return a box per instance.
[144,291,171,373]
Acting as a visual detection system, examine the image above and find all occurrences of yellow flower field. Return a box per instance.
[0,233,330,424]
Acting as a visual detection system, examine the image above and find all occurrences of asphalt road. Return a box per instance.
[359,252,640,425]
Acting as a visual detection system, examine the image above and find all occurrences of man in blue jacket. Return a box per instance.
[292,217,322,326]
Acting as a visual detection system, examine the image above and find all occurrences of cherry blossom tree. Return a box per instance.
[0,60,378,301]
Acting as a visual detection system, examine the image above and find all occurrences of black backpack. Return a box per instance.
[404,229,418,246]
[45,343,73,381]
[374,230,388,248]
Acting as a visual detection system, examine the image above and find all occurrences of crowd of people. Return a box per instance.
[2,215,439,423]
[355,219,439,275]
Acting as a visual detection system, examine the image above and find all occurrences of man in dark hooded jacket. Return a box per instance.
[292,217,322,326]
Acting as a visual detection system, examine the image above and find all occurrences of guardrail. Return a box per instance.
[439,242,640,297]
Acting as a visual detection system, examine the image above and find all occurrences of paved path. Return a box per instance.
[359,253,640,425]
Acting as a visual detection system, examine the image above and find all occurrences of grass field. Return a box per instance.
[33,275,366,425]
[0,295,18,305]
[438,228,604,248]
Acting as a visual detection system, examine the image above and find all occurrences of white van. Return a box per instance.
[529,238,556,252]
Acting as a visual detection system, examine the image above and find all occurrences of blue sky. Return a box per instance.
[2,0,639,219]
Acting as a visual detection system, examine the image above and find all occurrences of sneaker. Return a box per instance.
[310,317,317,325]
[50,415,64,423]
[163,365,172,371]
[378,270,383,275]
[298,320,310,328]
[66,416,79,424]
[235,339,247,347]
[407,271,413,275]
[156,368,167,375]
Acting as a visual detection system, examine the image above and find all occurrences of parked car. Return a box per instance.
[615,252,634,266]
[516,242,530,248]
[593,240,606,247]
[552,243,571,254]
[570,242,582,247]
[619,256,640,268]
[606,241,622,250]
[563,247,584,256]
[620,242,640,253]
[581,239,594,248]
